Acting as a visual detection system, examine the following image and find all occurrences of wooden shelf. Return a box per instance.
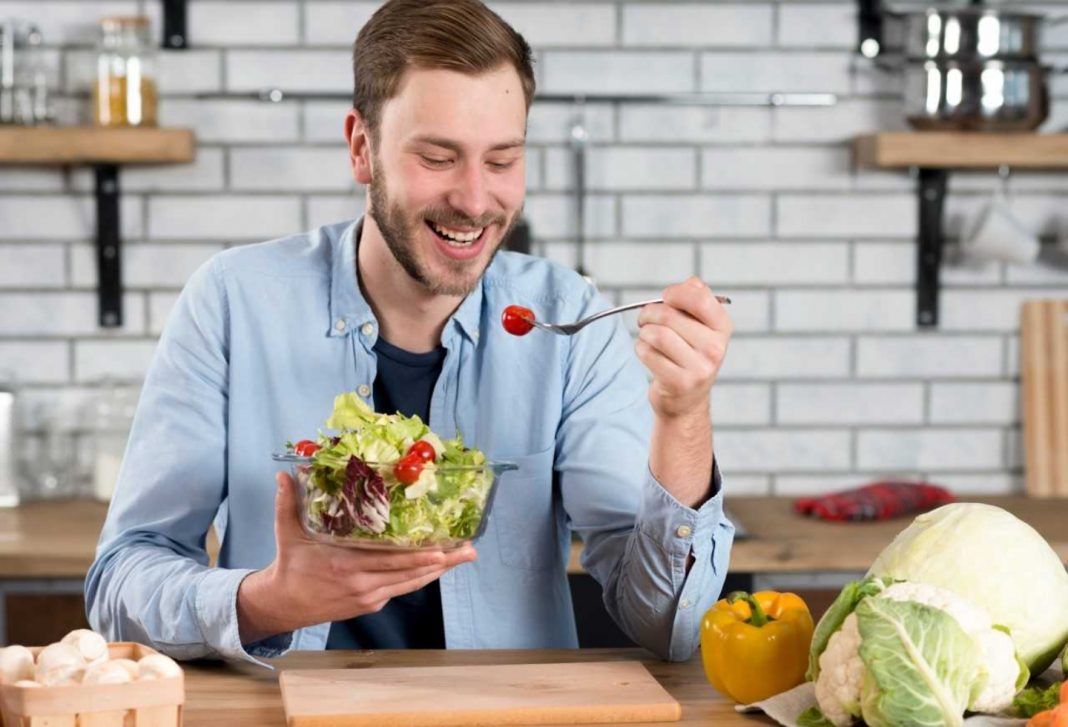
[854,132,1068,170]
[0,126,195,165]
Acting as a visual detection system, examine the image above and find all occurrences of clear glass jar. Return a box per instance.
[93,16,157,127]
[88,383,137,502]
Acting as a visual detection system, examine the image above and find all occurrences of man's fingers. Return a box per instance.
[660,277,732,333]
[637,323,704,372]
[635,337,684,382]
[355,546,476,591]
[344,544,476,572]
[376,566,454,603]
[360,562,452,592]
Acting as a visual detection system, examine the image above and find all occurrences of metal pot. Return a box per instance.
[882,7,1060,62]
[903,58,1049,131]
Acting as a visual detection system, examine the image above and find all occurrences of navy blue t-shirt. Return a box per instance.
[325,336,447,649]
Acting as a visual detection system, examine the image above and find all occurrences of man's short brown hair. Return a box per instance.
[353,0,536,135]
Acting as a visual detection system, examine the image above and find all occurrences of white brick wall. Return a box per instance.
[622,4,773,48]
[188,2,300,47]
[622,194,771,238]
[542,52,695,94]
[3,0,1065,498]
[778,383,924,425]
[620,105,772,144]
[701,243,849,285]
[147,196,302,240]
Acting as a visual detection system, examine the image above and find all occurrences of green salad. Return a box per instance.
[286,393,493,546]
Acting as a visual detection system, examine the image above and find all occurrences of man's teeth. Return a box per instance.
[431,221,483,245]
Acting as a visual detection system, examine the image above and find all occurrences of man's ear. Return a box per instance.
[345,109,373,185]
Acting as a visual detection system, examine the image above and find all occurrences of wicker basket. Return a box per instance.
[0,642,183,727]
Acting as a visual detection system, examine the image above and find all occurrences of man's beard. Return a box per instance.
[368,162,520,297]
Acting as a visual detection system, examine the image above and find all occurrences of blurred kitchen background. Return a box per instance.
[0,0,1066,646]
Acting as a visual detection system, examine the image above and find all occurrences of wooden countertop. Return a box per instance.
[3,496,1067,579]
[182,648,770,726]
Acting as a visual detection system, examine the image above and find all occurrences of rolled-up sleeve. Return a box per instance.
[554,288,734,661]
[84,256,289,666]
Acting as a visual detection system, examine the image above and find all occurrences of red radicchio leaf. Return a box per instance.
[345,455,390,534]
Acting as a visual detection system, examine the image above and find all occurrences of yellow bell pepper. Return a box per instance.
[700,590,814,705]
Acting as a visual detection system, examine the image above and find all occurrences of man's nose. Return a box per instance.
[446,163,491,222]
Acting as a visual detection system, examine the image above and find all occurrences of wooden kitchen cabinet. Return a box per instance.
[4,592,90,645]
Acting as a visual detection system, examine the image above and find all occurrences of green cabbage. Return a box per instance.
[867,503,1068,673]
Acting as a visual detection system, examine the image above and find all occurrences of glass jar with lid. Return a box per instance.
[93,16,158,127]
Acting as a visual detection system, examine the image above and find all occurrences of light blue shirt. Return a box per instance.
[85,219,734,666]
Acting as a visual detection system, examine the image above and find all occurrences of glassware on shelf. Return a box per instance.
[92,15,157,127]
[88,382,137,502]
[0,18,51,125]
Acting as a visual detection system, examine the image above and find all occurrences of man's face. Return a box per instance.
[367,64,527,297]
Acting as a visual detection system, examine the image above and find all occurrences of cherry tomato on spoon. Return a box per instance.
[502,305,535,336]
[293,439,320,456]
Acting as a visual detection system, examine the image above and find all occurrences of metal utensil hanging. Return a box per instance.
[569,98,589,278]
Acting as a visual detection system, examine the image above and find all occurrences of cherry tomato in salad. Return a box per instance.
[394,453,424,485]
[408,440,437,463]
[502,305,535,336]
[293,439,320,457]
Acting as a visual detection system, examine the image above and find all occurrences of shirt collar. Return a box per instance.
[328,217,484,345]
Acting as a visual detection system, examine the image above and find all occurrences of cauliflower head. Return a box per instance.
[814,613,864,727]
[812,580,1027,725]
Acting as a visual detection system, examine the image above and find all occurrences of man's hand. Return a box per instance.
[636,277,732,420]
[237,472,476,645]
[635,277,732,508]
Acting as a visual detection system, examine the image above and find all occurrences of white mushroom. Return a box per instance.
[13,680,40,688]
[0,645,35,685]
[34,643,85,685]
[60,629,108,665]
[110,658,140,680]
[136,654,181,680]
[82,660,133,685]
[38,665,84,686]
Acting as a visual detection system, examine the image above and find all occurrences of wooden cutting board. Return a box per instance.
[278,660,682,726]
[1021,299,1068,497]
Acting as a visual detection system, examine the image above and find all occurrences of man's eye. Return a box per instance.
[488,160,517,170]
[422,156,451,167]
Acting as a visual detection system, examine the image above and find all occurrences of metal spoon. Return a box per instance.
[527,296,731,336]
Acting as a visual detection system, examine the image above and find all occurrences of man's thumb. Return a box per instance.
[274,471,304,543]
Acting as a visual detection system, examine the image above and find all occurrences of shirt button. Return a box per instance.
[357,384,371,398]
[676,525,692,538]
[334,319,346,332]
[360,323,375,336]
[679,598,692,610]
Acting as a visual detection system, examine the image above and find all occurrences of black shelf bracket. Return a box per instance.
[94,164,123,328]
[916,168,949,329]
[162,0,188,49]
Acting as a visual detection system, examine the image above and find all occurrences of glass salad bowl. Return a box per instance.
[272,453,517,551]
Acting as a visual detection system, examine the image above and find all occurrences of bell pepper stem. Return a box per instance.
[727,590,771,627]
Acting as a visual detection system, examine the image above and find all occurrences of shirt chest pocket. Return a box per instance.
[490,446,557,571]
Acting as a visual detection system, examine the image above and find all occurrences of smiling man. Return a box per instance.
[85,0,735,665]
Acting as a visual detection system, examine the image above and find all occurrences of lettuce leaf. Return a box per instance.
[855,598,982,727]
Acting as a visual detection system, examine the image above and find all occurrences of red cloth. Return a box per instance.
[793,481,956,522]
